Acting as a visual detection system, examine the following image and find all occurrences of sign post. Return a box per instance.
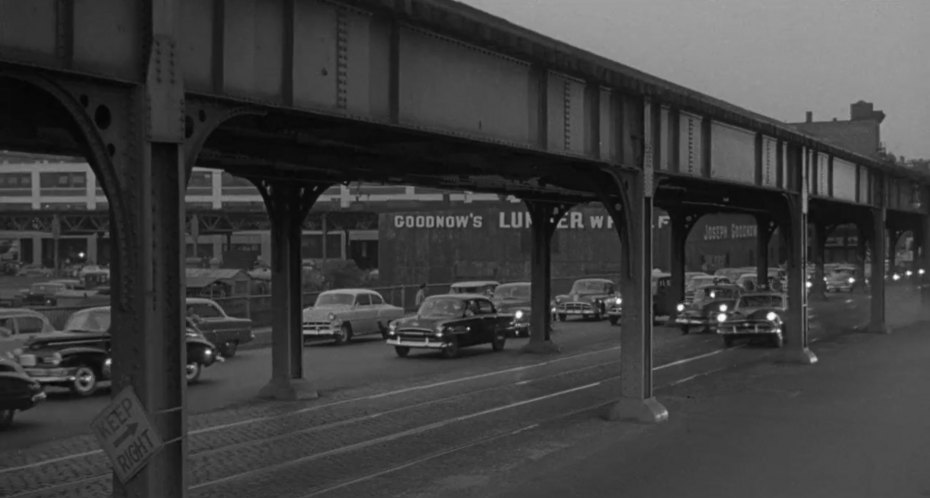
[91,387,164,484]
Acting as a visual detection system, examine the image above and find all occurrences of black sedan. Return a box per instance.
[716,291,788,348]
[0,358,45,429]
[386,294,516,358]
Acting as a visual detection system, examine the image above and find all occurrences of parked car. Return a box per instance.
[0,308,55,358]
[18,280,83,307]
[674,283,742,334]
[552,278,618,321]
[449,281,500,297]
[15,264,53,278]
[301,289,406,344]
[14,306,219,396]
[716,291,788,348]
[0,358,45,429]
[386,294,515,358]
[491,282,532,337]
[185,297,254,357]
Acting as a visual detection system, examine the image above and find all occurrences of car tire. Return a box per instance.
[491,335,506,352]
[71,364,98,397]
[0,409,13,430]
[442,337,460,359]
[185,362,202,384]
[220,341,238,358]
[609,316,619,326]
[394,346,410,358]
[334,323,353,345]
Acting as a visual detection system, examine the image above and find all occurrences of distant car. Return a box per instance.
[185,297,254,357]
[449,281,500,297]
[491,282,532,337]
[15,265,53,278]
[15,306,219,395]
[824,269,856,293]
[716,291,788,348]
[302,289,405,344]
[0,359,45,430]
[19,280,83,307]
[386,294,515,358]
[684,275,732,304]
[552,278,618,321]
[674,283,742,334]
[605,293,624,326]
[0,308,55,358]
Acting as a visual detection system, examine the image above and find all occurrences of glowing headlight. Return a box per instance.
[806,281,812,288]
[766,311,778,322]
[718,304,728,312]
[709,291,716,299]
[716,313,727,323]
[389,321,397,331]
[615,297,622,305]
[514,310,524,320]
[920,269,926,276]
[551,306,557,313]
[104,358,112,368]
[676,303,685,312]
[204,348,214,358]
[892,273,901,281]
[43,353,62,366]
[905,270,913,277]
[327,313,335,321]
[847,277,855,284]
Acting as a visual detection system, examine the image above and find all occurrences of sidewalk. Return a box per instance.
[476,319,930,498]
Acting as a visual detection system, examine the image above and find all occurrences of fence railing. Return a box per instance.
[25,274,623,329]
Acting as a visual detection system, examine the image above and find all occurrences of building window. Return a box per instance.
[0,173,32,196]
[0,202,32,210]
[41,203,87,210]
[39,172,86,196]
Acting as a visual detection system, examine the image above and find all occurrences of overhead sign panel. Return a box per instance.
[90,386,164,484]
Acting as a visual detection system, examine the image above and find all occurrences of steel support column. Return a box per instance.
[781,194,818,364]
[604,171,668,423]
[523,200,569,354]
[921,214,930,304]
[855,222,868,293]
[755,215,776,290]
[869,207,889,334]
[255,180,329,400]
[809,222,827,300]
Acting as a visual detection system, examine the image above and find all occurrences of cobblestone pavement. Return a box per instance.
[0,287,923,497]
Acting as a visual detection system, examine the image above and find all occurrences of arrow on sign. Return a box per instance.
[113,422,138,447]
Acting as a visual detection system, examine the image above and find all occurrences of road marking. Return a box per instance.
[190,381,603,490]
[655,346,737,370]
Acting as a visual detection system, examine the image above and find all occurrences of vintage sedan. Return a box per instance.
[15,306,219,396]
[824,268,856,293]
[552,278,618,321]
[386,294,514,358]
[185,297,254,357]
[19,280,83,307]
[491,282,532,337]
[0,358,45,429]
[302,289,405,345]
[0,308,55,357]
[449,280,500,297]
[716,291,788,348]
[674,283,742,334]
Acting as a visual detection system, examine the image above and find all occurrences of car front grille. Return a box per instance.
[559,303,593,312]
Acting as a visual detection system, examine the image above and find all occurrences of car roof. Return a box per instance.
[450,281,500,287]
[0,308,47,318]
[319,288,382,295]
[739,291,785,298]
[497,281,530,286]
[185,297,220,305]
[573,278,614,283]
[427,293,492,300]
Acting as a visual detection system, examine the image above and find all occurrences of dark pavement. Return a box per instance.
[369,317,930,498]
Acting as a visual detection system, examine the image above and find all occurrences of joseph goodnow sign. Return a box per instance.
[391,211,622,230]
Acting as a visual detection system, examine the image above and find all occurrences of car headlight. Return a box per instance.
[551,306,557,313]
[892,273,900,281]
[905,270,913,277]
[389,321,397,331]
[104,358,112,368]
[42,353,62,366]
[920,269,926,276]
[718,304,728,312]
[676,303,684,312]
[204,348,214,358]
[327,313,335,321]
[555,297,562,304]
[806,281,812,288]
[709,291,716,299]
[766,311,778,322]
[848,277,855,284]
[514,310,524,320]
[716,313,727,323]
[615,297,622,305]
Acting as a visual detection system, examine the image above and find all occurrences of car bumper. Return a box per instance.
[385,337,448,349]
[717,324,782,336]
[555,308,598,316]
[23,367,79,384]
[674,317,710,326]
[302,326,338,338]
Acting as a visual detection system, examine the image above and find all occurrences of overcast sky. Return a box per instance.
[458,0,929,159]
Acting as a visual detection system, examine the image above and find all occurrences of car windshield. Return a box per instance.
[64,309,110,332]
[314,293,355,306]
[695,287,737,302]
[418,297,466,317]
[570,281,611,293]
[495,284,530,299]
[687,277,715,290]
[30,283,63,294]
[738,295,784,309]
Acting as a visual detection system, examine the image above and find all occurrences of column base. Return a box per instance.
[258,378,319,401]
[602,396,668,424]
[521,340,561,354]
[779,347,818,365]
[867,323,892,334]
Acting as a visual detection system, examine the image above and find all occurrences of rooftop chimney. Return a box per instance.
[805,111,812,123]
[851,100,885,123]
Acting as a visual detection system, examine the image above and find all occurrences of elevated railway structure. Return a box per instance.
[1,0,928,495]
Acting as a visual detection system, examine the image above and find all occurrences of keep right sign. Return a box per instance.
[90,386,164,484]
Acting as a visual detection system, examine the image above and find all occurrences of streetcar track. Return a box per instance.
[2,344,743,497]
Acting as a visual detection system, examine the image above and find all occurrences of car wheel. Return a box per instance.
[220,341,238,358]
[394,346,410,358]
[442,337,460,359]
[185,362,202,384]
[491,335,506,352]
[558,313,567,322]
[0,409,13,430]
[723,336,734,348]
[71,364,98,397]
[334,323,353,345]
[609,316,619,326]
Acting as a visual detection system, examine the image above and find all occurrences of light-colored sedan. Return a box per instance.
[302,289,405,345]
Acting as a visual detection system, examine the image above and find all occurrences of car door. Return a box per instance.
[188,301,226,343]
[474,299,500,342]
[0,320,18,358]
[353,293,374,334]
[369,293,397,328]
